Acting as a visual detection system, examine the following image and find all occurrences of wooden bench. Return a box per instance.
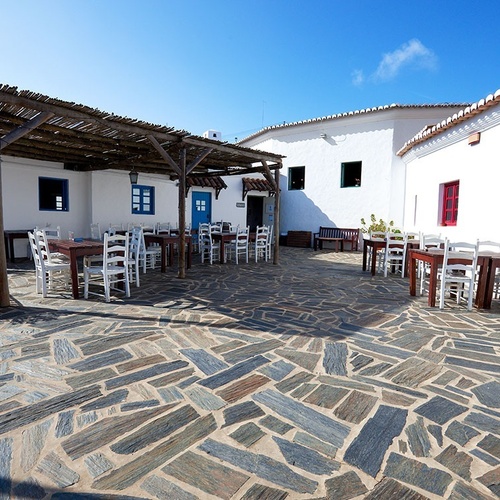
[313,227,360,251]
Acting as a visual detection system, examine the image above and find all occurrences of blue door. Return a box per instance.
[192,192,212,229]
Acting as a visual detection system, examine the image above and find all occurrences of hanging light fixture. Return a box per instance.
[129,168,138,185]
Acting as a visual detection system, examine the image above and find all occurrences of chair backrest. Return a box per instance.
[222,222,232,233]
[478,240,500,253]
[36,226,61,240]
[109,224,124,236]
[199,223,210,234]
[420,233,445,250]
[140,223,156,235]
[255,226,269,245]
[210,223,222,234]
[156,222,171,235]
[128,227,141,260]
[28,231,41,269]
[90,223,102,240]
[443,238,479,274]
[35,229,56,264]
[236,226,250,245]
[405,231,419,241]
[104,232,129,269]
[369,230,385,241]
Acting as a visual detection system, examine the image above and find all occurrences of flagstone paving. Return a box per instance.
[1,247,500,499]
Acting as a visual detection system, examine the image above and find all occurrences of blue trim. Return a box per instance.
[131,185,155,215]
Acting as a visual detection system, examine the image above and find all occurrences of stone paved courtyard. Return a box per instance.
[1,247,500,499]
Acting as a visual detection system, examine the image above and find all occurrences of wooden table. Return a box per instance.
[144,233,192,272]
[408,248,497,309]
[4,229,32,262]
[48,239,103,299]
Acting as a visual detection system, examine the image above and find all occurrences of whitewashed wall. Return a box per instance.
[402,103,500,241]
[1,155,91,257]
[90,170,178,231]
[241,107,465,238]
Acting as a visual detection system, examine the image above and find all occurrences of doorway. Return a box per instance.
[192,191,212,229]
[246,196,263,231]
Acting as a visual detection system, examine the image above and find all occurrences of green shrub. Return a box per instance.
[360,214,397,234]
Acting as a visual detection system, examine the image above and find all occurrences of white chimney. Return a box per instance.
[203,130,222,141]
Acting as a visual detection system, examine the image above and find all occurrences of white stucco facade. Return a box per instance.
[240,106,466,236]
[401,99,500,241]
[0,153,272,256]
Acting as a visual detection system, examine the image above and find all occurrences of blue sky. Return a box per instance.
[2,0,499,141]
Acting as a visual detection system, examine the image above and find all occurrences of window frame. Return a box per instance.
[288,166,305,191]
[340,161,362,188]
[38,176,69,212]
[132,185,155,215]
[440,180,459,226]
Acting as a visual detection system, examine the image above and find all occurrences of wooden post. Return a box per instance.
[0,156,10,306]
[273,164,281,265]
[178,148,187,279]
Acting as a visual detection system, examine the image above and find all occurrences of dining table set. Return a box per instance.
[362,233,500,310]
[47,231,192,299]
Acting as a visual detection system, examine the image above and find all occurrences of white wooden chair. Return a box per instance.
[85,223,104,267]
[138,228,160,272]
[90,223,102,240]
[266,225,274,260]
[84,232,130,302]
[200,232,220,264]
[226,226,249,264]
[438,239,479,311]
[29,231,70,297]
[127,228,142,287]
[380,232,407,277]
[255,226,270,262]
[419,234,445,295]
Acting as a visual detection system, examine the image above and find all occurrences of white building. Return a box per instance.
[398,89,500,242]
[239,104,467,237]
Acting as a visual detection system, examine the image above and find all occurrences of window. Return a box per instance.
[288,166,305,190]
[441,180,459,226]
[132,185,155,215]
[341,161,362,188]
[39,177,69,211]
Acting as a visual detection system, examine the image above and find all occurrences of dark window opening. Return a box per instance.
[288,166,305,190]
[341,161,362,188]
[39,177,69,211]
[132,185,155,215]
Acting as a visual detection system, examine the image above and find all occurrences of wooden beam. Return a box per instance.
[147,135,182,176]
[186,148,213,175]
[260,160,278,192]
[0,111,54,150]
[182,135,283,163]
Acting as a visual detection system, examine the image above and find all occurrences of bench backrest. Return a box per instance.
[318,227,359,239]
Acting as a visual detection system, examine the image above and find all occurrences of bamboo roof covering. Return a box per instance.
[0,85,283,179]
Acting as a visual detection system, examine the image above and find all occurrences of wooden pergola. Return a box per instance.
[0,85,284,307]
